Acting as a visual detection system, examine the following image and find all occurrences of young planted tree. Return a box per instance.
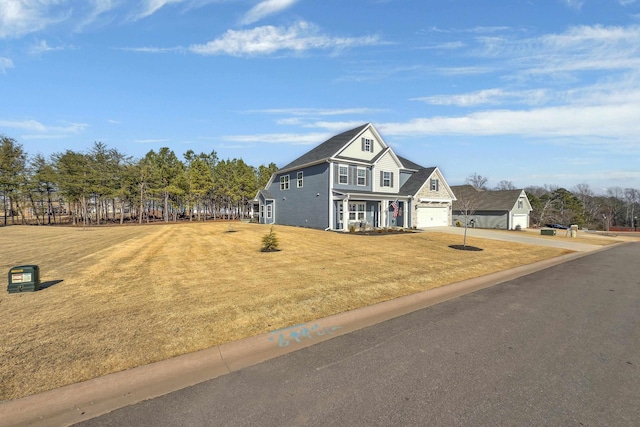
[454,185,480,248]
[261,226,279,252]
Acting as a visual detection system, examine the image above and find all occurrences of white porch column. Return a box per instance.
[342,198,349,232]
[382,200,388,228]
[402,200,408,228]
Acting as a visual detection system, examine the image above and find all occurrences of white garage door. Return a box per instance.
[512,214,529,229]
[417,206,449,228]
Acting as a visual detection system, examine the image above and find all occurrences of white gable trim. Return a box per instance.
[412,167,457,200]
[372,147,403,169]
[334,123,389,158]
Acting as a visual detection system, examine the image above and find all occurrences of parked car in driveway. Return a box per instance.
[545,223,569,229]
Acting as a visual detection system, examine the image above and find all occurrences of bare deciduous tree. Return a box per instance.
[495,180,516,190]
[454,185,480,248]
[466,172,488,190]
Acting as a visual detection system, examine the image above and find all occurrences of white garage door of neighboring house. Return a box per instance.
[512,214,529,229]
[417,206,449,228]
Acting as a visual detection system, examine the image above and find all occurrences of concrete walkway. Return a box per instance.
[0,233,624,427]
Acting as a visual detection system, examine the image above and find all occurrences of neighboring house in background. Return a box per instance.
[451,185,532,230]
[254,123,456,231]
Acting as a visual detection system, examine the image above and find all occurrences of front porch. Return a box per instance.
[333,193,409,231]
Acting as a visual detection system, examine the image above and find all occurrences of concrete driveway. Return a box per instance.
[422,226,608,252]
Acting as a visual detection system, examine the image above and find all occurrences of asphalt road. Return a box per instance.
[77,243,640,427]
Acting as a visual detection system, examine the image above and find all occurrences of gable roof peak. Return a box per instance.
[278,123,372,171]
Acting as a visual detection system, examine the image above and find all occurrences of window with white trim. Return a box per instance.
[517,199,524,209]
[349,202,366,221]
[362,138,373,152]
[297,171,303,188]
[339,165,348,184]
[357,168,366,186]
[280,175,289,190]
[266,204,272,219]
[382,171,392,187]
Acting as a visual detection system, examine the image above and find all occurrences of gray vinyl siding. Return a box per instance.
[333,164,373,192]
[264,200,275,225]
[266,163,330,229]
[512,197,530,215]
[453,210,508,229]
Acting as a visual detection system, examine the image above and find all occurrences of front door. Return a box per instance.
[371,203,379,227]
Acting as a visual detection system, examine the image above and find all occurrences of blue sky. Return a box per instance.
[1,0,639,193]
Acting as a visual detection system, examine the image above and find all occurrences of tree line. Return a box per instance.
[466,173,639,230]
[2,135,638,230]
[0,135,277,226]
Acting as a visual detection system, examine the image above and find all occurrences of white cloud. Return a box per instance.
[241,0,299,25]
[120,46,184,53]
[380,91,640,142]
[475,24,640,78]
[562,0,585,9]
[0,0,119,38]
[0,56,14,72]
[132,0,222,20]
[189,21,381,56]
[0,0,71,38]
[0,119,88,138]
[223,132,331,145]
[412,89,549,107]
[250,107,385,116]
[29,40,66,55]
[134,0,188,20]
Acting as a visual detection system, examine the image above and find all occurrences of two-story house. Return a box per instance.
[254,123,456,231]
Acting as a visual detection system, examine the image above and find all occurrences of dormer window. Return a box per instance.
[362,138,374,153]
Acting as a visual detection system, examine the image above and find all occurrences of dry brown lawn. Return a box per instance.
[0,222,572,401]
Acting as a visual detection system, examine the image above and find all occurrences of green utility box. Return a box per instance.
[540,229,556,236]
[7,265,41,293]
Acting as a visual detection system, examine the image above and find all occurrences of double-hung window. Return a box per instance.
[357,168,366,186]
[297,171,303,188]
[362,138,373,153]
[339,165,349,184]
[430,179,439,192]
[382,171,392,187]
[280,175,290,190]
[518,199,524,209]
[266,205,272,219]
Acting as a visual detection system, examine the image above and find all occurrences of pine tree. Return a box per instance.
[261,226,279,252]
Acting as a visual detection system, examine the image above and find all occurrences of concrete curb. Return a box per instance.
[0,243,624,427]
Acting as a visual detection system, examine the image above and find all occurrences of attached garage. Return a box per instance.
[416,205,449,227]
